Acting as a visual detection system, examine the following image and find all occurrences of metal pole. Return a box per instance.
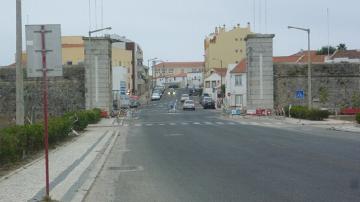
[88,32,93,109]
[16,0,24,125]
[308,30,312,109]
[40,25,50,198]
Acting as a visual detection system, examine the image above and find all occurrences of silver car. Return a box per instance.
[183,100,195,111]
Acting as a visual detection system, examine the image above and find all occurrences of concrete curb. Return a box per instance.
[74,130,121,202]
[0,133,83,183]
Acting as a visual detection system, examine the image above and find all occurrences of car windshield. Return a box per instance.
[184,100,193,104]
[182,94,189,97]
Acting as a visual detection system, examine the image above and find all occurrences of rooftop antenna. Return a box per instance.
[265,0,268,33]
[88,0,92,31]
[253,0,256,32]
[327,8,330,56]
[95,0,98,30]
[259,0,262,33]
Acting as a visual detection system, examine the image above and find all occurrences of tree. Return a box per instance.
[317,46,336,55]
[337,43,347,51]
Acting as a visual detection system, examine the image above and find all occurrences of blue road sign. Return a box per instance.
[296,90,305,99]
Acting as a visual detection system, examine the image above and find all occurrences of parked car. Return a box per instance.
[151,92,161,101]
[202,97,216,109]
[180,94,190,102]
[119,95,130,109]
[200,93,211,105]
[129,99,140,108]
[153,89,163,97]
[183,100,195,111]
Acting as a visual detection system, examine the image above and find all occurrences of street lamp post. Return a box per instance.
[288,26,312,109]
[88,26,111,109]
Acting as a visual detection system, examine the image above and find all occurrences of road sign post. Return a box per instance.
[26,24,62,199]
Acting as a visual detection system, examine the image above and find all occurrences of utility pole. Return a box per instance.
[288,26,312,109]
[16,0,24,125]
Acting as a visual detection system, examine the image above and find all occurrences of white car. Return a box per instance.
[151,92,161,101]
[183,100,195,111]
[180,94,190,102]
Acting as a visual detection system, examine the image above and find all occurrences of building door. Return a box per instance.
[235,94,243,107]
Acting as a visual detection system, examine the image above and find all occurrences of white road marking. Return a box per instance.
[215,122,224,125]
[181,122,189,125]
[134,123,142,127]
[204,122,212,125]
[146,123,153,126]
[193,122,201,125]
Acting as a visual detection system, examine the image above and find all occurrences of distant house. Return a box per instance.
[203,68,227,102]
[273,50,326,64]
[156,73,188,88]
[225,59,247,108]
[325,50,360,63]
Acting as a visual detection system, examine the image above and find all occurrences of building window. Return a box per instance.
[235,61,239,64]
[162,68,166,74]
[235,38,238,41]
[66,61,73,65]
[168,68,174,74]
[235,95,243,106]
[211,81,216,88]
[119,61,122,66]
[235,75,242,86]
[205,81,210,88]
[235,49,239,53]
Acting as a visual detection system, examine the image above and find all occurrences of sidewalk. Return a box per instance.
[223,114,360,133]
[0,118,122,202]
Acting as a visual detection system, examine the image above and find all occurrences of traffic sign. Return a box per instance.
[295,90,304,99]
[26,24,62,77]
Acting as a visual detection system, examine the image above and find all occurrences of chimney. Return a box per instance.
[237,23,240,28]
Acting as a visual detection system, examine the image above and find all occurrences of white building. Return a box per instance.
[187,72,203,89]
[225,60,247,109]
[156,73,187,88]
[203,68,226,102]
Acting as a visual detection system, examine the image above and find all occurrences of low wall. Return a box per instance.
[0,65,85,121]
[274,63,360,110]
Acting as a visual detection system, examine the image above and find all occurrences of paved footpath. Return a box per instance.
[223,114,360,133]
[0,118,122,202]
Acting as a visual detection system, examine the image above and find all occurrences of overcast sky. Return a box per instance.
[1,0,359,66]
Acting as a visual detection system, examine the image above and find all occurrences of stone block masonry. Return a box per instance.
[246,34,275,110]
[0,65,85,121]
[274,63,360,109]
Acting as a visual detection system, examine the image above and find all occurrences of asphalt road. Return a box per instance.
[85,88,360,202]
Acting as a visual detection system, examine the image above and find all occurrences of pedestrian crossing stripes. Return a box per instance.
[121,121,285,128]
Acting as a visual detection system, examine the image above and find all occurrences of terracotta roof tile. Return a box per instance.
[230,59,247,73]
[274,51,325,64]
[331,50,360,59]
[155,62,204,68]
[211,68,227,77]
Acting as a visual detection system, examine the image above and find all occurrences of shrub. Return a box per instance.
[356,113,360,124]
[285,105,330,121]
[0,109,101,165]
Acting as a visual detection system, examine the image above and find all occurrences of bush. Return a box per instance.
[285,105,330,121]
[0,109,101,165]
[356,113,360,124]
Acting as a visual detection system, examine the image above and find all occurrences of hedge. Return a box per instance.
[0,109,101,165]
[284,105,330,121]
[356,113,360,124]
